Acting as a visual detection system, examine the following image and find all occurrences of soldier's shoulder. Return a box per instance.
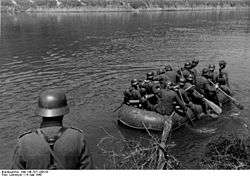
[18,130,34,139]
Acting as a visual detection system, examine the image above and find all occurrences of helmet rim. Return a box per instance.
[36,106,69,117]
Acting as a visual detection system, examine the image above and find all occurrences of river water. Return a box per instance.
[0,10,249,169]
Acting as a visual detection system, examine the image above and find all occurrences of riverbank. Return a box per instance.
[1,0,250,13]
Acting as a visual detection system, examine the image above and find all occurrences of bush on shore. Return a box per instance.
[98,130,250,169]
[200,134,250,169]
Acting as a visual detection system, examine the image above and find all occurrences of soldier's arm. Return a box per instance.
[79,135,94,169]
[193,90,204,100]
[175,94,186,110]
[11,140,26,169]
[123,89,130,103]
[182,90,190,103]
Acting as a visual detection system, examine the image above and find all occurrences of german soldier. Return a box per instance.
[11,89,93,169]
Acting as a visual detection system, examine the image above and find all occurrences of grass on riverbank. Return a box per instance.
[97,128,180,169]
[1,0,250,12]
[97,128,250,169]
[200,134,250,169]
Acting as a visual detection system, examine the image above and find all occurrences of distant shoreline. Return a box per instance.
[1,0,250,13]
[24,6,250,13]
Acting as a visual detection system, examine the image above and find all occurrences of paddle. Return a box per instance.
[157,112,174,169]
[203,98,222,114]
[185,85,222,115]
[208,80,244,110]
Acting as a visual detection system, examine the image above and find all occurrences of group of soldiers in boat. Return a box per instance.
[123,59,231,118]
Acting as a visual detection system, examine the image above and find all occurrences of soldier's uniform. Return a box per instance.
[11,123,93,169]
[215,69,231,95]
[123,86,142,107]
[165,71,178,84]
[11,89,93,170]
[145,87,185,116]
[196,75,220,106]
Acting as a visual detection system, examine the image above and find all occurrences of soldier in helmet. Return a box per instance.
[177,62,194,82]
[190,59,199,77]
[123,79,142,107]
[142,81,185,116]
[11,89,93,169]
[176,77,204,117]
[142,72,155,94]
[215,60,231,95]
[164,64,178,84]
[154,68,168,89]
[208,64,217,82]
[184,74,208,114]
[196,68,220,106]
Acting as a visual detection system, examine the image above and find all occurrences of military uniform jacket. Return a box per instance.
[196,76,216,96]
[145,89,183,116]
[165,71,178,84]
[11,124,93,169]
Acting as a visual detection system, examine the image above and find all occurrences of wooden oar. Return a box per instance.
[185,85,222,115]
[203,98,222,114]
[157,112,174,169]
[208,80,244,110]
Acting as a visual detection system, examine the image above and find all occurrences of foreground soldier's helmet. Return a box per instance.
[164,65,173,72]
[208,64,215,71]
[146,72,154,80]
[36,89,69,117]
[131,79,138,86]
[184,62,192,69]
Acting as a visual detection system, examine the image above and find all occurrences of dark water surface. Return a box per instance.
[0,10,249,169]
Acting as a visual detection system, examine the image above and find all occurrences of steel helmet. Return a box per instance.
[164,65,173,72]
[219,60,226,68]
[36,89,69,117]
[191,59,199,66]
[184,62,192,69]
[208,64,215,71]
[202,68,209,77]
[146,72,154,80]
[131,79,138,86]
[187,74,194,82]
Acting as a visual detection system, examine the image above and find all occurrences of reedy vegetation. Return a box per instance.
[97,127,250,169]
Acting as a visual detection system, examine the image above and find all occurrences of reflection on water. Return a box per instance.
[0,10,249,168]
